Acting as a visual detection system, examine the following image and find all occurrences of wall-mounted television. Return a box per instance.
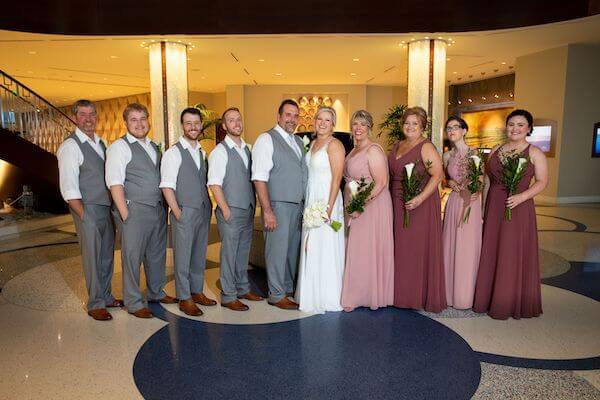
[528,119,557,157]
[593,122,600,158]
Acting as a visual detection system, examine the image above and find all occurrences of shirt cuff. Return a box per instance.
[206,178,224,186]
[251,173,269,182]
[62,190,82,201]
[106,181,124,188]
[159,182,176,190]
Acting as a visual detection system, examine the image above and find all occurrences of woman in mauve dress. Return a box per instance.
[473,109,548,320]
[388,106,446,313]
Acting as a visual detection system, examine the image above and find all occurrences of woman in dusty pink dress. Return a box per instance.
[340,110,394,311]
[473,109,548,320]
[442,117,482,310]
[388,106,446,313]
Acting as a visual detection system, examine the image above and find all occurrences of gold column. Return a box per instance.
[407,39,447,151]
[149,41,189,148]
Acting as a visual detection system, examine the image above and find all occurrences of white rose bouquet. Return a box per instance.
[303,200,342,232]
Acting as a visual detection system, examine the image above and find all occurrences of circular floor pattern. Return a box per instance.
[134,308,481,400]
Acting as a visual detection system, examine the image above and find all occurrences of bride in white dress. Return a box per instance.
[296,106,346,313]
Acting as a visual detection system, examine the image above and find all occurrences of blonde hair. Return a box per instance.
[351,109,373,130]
[315,106,337,127]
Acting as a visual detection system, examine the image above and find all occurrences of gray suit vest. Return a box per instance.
[174,141,210,209]
[266,128,307,203]
[123,136,162,206]
[221,142,255,210]
[67,133,111,206]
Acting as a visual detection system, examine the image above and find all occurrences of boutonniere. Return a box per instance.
[302,135,311,153]
[155,141,164,154]
[246,143,252,151]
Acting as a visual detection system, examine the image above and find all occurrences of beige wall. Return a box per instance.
[238,84,406,145]
[514,46,569,202]
[558,44,600,199]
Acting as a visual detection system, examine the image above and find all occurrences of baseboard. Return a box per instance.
[536,195,600,205]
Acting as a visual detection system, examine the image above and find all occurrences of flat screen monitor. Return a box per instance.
[528,119,556,157]
[593,122,600,158]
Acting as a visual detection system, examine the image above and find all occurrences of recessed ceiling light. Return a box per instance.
[110,55,118,59]
[275,73,282,76]
[352,58,360,62]
[437,36,443,40]
[425,36,430,39]
[201,76,206,79]
[501,61,506,65]
[28,51,36,55]
[468,98,473,102]
[447,58,451,61]
[401,40,406,43]
[103,77,108,80]
[257,59,265,62]
[452,71,457,74]
[350,73,357,76]
[187,57,192,61]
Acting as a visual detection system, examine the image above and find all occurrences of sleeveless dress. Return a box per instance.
[296,140,345,313]
[442,148,482,309]
[473,145,542,320]
[341,143,394,310]
[388,139,447,313]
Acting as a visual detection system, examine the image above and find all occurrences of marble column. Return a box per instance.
[148,41,189,148]
[407,39,447,151]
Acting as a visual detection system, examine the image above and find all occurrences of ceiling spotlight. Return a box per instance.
[353,58,360,62]
[446,58,451,61]
[501,62,507,65]
[494,94,499,98]
[257,59,265,62]
[110,55,118,59]
[437,36,443,40]
[482,96,486,100]
[452,71,457,74]
[458,100,462,104]
[468,98,473,102]
[28,51,37,55]
[275,73,282,76]
[350,73,357,76]
[425,36,430,39]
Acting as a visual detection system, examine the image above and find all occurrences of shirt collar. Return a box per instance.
[274,124,295,141]
[75,128,100,145]
[224,134,247,150]
[179,136,201,152]
[126,132,151,146]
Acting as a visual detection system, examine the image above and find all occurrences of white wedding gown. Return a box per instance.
[296,140,345,313]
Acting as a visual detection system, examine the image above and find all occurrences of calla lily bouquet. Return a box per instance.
[402,159,431,228]
[462,150,484,224]
[303,200,342,232]
[500,152,529,221]
[345,177,375,215]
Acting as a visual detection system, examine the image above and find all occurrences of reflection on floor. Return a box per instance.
[0,205,599,399]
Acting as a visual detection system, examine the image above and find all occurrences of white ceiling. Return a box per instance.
[1,15,599,107]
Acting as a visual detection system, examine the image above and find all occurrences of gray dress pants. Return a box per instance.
[115,201,167,313]
[71,204,116,311]
[216,206,254,303]
[170,203,212,300]
[263,201,302,303]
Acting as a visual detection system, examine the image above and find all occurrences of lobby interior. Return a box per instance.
[1,2,599,399]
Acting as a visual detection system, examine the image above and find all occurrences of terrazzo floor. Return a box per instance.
[0,205,598,399]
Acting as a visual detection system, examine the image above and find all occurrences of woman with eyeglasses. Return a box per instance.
[442,117,482,310]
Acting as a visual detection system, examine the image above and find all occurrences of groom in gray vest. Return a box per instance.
[57,99,121,321]
[106,103,176,319]
[160,107,216,317]
[208,107,263,311]
[252,99,308,310]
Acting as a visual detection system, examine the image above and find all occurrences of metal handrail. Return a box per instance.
[0,70,76,154]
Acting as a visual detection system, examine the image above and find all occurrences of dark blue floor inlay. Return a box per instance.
[476,352,600,370]
[542,262,600,301]
[134,308,481,400]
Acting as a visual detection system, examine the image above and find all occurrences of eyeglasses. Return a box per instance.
[445,125,462,132]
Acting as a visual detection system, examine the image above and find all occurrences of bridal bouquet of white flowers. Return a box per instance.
[303,200,342,232]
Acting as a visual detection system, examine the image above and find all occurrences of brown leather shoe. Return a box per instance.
[130,307,153,319]
[221,299,250,311]
[179,299,203,316]
[268,297,299,310]
[192,292,217,306]
[87,308,112,321]
[238,292,264,301]
[106,299,124,308]
[149,295,178,304]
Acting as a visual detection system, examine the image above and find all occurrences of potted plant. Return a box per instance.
[378,104,407,148]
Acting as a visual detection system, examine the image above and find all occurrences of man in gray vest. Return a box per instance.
[160,107,216,316]
[252,99,308,310]
[105,103,176,319]
[208,107,263,311]
[57,99,122,321]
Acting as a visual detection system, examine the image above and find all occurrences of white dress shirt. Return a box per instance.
[105,133,158,188]
[159,136,206,190]
[207,135,249,186]
[251,124,302,182]
[56,128,105,201]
